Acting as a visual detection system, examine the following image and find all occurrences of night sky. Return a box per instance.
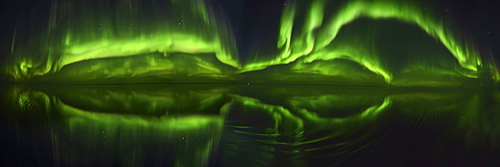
[217,0,500,62]
[1,0,499,62]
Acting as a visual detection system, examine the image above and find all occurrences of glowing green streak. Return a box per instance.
[63,105,222,167]
[296,97,391,125]
[64,104,223,132]
[3,0,499,86]
[314,0,480,71]
[10,24,17,54]
[5,85,498,165]
[7,0,238,81]
[278,1,324,61]
[8,85,224,166]
[276,2,296,59]
[225,94,391,146]
[58,33,230,75]
[224,95,305,139]
[245,0,486,84]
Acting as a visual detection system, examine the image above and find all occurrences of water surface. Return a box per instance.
[1,84,499,166]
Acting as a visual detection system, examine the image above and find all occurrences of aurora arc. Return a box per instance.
[3,0,499,86]
[244,0,499,84]
[6,0,239,81]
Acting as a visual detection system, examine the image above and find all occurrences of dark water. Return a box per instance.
[1,84,499,166]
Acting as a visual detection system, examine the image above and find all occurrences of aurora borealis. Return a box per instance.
[1,0,498,86]
[1,0,500,166]
[245,0,496,85]
[4,0,239,82]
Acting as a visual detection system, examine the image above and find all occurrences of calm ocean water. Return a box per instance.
[1,84,499,166]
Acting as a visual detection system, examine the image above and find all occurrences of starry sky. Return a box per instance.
[216,0,500,62]
[436,0,500,62]
[1,0,499,62]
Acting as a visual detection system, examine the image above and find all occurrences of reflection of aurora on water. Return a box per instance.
[4,84,500,166]
[2,1,500,166]
[2,0,499,87]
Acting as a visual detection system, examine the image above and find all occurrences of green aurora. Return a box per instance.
[2,0,499,86]
[5,0,239,82]
[2,1,500,166]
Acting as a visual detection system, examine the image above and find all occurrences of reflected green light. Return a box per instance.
[7,85,225,166]
[3,84,499,166]
[64,104,223,131]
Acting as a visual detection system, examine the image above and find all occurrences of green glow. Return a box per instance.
[223,91,392,147]
[244,0,499,86]
[292,97,391,127]
[10,24,17,54]
[291,97,390,146]
[6,85,393,149]
[224,95,305,139]
[64,105,223,132]
[7,0,239,82]
[7,85,225,166]
[62,108,223,167]
[4,84,499,165]
[288,92,389,118]
[2,0,499,86]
